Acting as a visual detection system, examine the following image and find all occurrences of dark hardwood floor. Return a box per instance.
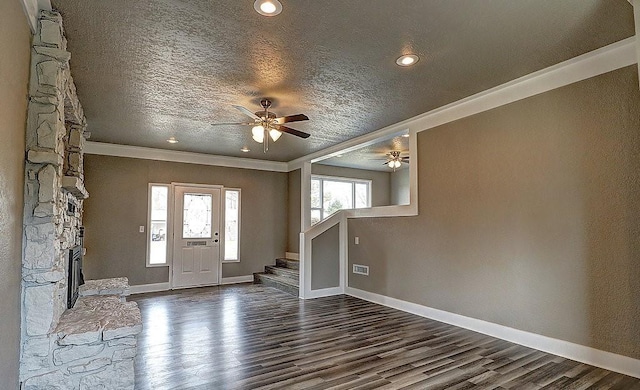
[131,285,640,390]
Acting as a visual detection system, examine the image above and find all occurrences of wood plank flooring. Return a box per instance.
[130,285,640,390]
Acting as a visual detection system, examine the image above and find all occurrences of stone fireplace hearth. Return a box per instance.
[20,10,141,389]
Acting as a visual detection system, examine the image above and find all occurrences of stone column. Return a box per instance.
[20,10,89,384]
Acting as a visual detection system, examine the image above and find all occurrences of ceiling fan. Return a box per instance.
[212,98,310,153]
[384,151,409,171]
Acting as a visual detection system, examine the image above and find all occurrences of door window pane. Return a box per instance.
[183,193,212,238]
[149,185,168,265]
[224,190,240,261]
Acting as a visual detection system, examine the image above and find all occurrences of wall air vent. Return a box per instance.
[353,264,369,276]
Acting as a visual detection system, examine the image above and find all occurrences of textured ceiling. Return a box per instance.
[52,0,634,162]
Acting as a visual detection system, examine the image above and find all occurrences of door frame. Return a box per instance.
[169,182,224,289]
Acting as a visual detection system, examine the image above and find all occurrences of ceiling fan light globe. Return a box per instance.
[387,161,395,168]
[269,129,282,142]
[252,126,264,143]
[395,160,402,168]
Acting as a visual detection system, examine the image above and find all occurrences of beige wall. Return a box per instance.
[0,0,30,386]
[390,168,410,205]
[312,164,391,207]
[83,155,288,285]
[311,224,340,290]
[287,169,301,253]
[349,66,640,359]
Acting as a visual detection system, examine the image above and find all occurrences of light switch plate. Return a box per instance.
[139,226,145,233]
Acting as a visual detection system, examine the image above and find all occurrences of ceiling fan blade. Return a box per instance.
[273,124,310,139]
[210,122,254,127]
[275,114,309,124]
[232,105,261,120]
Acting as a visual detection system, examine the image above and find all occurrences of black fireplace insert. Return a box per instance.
[67,227,85,308]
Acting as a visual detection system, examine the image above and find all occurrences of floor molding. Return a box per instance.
[129,282,171,295]
[220,275,253,285]
[302,286,344,300]
[284,252,299,260]
[345,287,640,379]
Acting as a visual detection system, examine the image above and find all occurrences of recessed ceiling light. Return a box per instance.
[402,133,410,138]
[166,137,178,144]
[254,0,282,16]
[396,54,419,67]
[241,146,250,152]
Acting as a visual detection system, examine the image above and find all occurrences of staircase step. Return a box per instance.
[275,258,299,270]
[253,273,299,297]
[265,265,299,280]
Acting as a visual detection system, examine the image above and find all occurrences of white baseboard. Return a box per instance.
[129,282,171,295]
[129,277,252,293]
[285,252,300,260]
[221,275,253,285]
[345,287,640,379]
[302,286,344,299]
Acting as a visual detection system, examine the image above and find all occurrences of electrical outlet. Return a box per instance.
[354,236,359,245]
[139,226,145,233]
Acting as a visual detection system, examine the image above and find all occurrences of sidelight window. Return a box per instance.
[223,189,241,262]
[147,184,169,266]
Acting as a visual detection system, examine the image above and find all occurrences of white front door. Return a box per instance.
[172,185,221,288]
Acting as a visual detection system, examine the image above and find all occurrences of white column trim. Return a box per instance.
[346,287,640,379]
[300,162,312,231]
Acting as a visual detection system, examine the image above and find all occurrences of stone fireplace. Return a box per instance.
[20,10,141,389]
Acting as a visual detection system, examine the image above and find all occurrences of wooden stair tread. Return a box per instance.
[275,258,299,270]
[254,273,299,287]
[265,265,299,279]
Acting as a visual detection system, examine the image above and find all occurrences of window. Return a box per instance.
[223,189,241,262]
[311,175,371,224]
[147,184,169,266]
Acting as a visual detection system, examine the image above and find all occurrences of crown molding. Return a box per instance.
[20,0,51,33]
[85,37,636,173]
[634,1,640,89]
[288,36,637,171]
[84,142,289,172]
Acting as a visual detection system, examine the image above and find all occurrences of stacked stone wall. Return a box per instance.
[19,10,140,390]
